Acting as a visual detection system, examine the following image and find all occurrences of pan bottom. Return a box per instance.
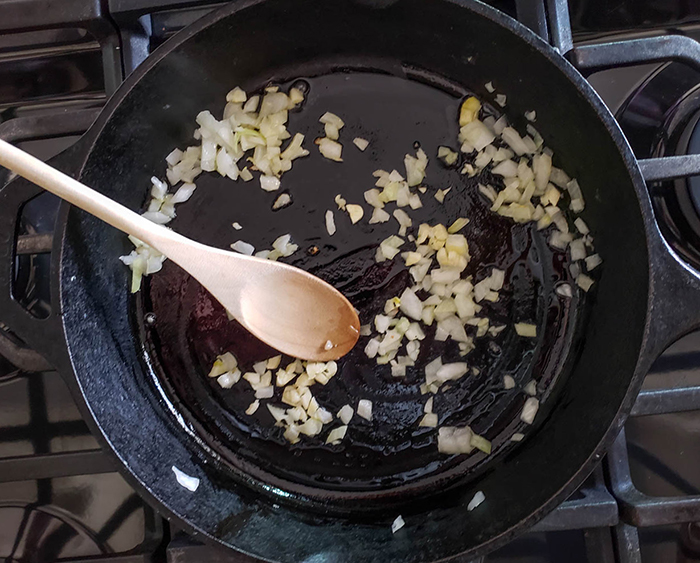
[140,68,578,506]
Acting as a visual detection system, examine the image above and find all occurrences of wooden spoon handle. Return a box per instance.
[0,139,176,249]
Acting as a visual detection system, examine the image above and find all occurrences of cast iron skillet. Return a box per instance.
[3,0,700,561]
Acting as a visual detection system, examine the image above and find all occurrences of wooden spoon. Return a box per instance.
[0,139,360,361]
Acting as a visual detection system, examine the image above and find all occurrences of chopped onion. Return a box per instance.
[492,159,518,177]
[470,433,492,454]
[447,217,470,233]
[438,426,474,454]
[478,184,498,203]
[369,208,390,224]
[492,116,508,136]
[346,204,364,224]
[569,238,587,261]
[216,369,241,389]
[208,352,237,377]
[404,148,428,187]
[272,193,292,209]
[515,323,537,337]
[503,375,515,389]
[468,491,485,511]
[434,362,468,383]
[324,123,340,140]
[271,234,298,257]
[357,399,373,421]
[576,273,594,292]
[459,96,481,125]
[485,81,495,93]
[408,193,423,209]
[353,137,369,151]
[393,209,412,236]
[364,338,380,358]
[549,230,573,250]
[533,153,552,191]
[378,235,404,261]
[419,413,438,427]
[556,283,573,298]
[166,148,184,166]
[171,183,196,204]
[255,385,274,399]
[525,110,537,121]
[266,355,282,369]
[364,188,383,208]
[438,146,459,165]
[325,210,336,235]
[231,240,255,255]
[435,188,451,203]
[245,400,260,415]
[320,112,345,129]
[252,161,283,189]
[585,254,602,271]
[524,379,537,396]
[574,217,590,235]
[338,405,354,424]
[459,120,495,151]
[521,397,539,424]
[172,466,200,492]
[326,425,348,445]
[398,287,423,321]
[511,432,525,442]
[392,515,405,534]
[501,127,531,156]
[570,262,581,278]
[318,137,343,161]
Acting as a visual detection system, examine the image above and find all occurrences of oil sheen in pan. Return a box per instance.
[139,70,579,498]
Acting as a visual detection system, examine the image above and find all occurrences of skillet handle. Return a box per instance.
[0,136,92,376]
[565,32,700,352]
[638,156,700,359]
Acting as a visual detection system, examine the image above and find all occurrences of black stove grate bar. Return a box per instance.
[571,35,700,76]
[515,0,549,42]
[613,523,642,563]
[16,234,54,255]
[0,0,123,94]
[0,334,52,372]
[545,0,573,53]
[607,429,700,527]
[0,450,115,482]
[0,108,102,143]
[631,385,700,416]
[638,154,700,182]
[531,467,618,532]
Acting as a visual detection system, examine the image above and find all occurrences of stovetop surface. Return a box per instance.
[2,1,700,562]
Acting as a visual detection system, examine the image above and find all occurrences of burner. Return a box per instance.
[615,43,700,271]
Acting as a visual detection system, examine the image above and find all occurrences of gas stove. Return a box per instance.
[1,1,700,561]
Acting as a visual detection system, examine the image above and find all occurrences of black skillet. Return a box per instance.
[3,0,700,561]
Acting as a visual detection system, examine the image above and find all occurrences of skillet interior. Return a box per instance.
[60,0,650,559]
[140,69,579,504]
